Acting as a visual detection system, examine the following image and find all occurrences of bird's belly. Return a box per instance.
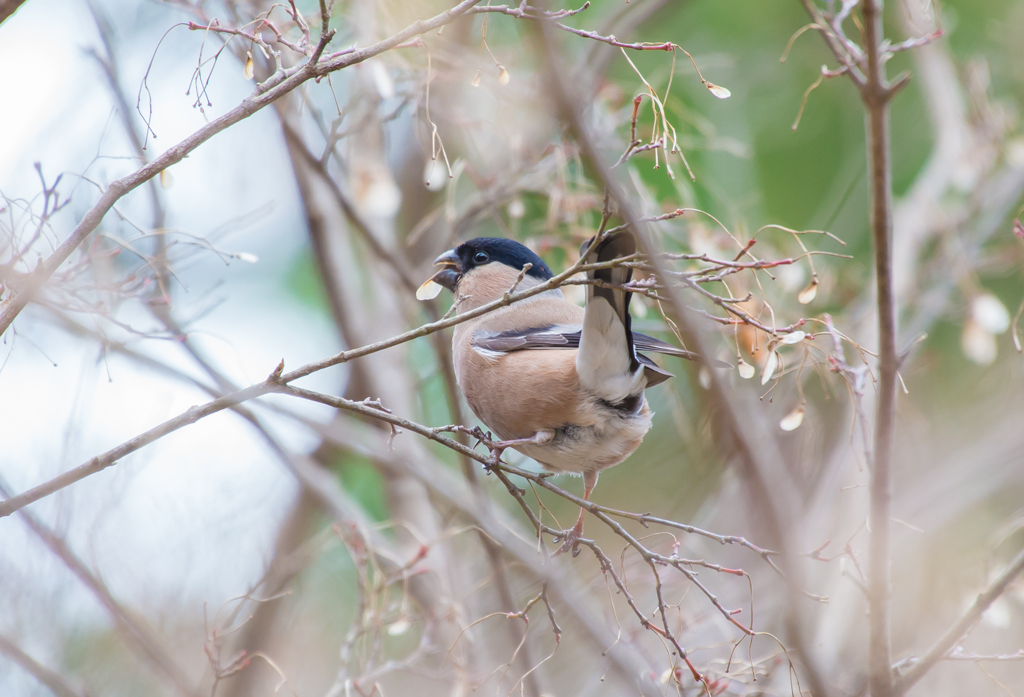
[513,404,653,476]
[454,341,652,474]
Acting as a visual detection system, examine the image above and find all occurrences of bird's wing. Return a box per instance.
[472,323,680,389]
[474,326,731,373]
[637,353,674,387]
[632,332,701,361]
[472,324,580,352]
[473,325,698,359]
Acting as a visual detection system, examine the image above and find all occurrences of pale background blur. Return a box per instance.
[1,0,1023,695]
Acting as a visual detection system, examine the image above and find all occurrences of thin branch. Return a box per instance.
[0,479,203,697]
[856,3,899,696]
[299,416,665,695]
[0,377,277,519]
[0,633,88,697]
[798,0,867,87]
[893,546,1024,694]
[0,245,628,520]
[276,388,769,649]
[0,0,27,26]
[0,0,484,337]
[469,2,674,52]
[944,649,1024,662]
[530,13,834,695]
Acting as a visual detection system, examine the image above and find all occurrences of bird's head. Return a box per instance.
[417,237,554,304]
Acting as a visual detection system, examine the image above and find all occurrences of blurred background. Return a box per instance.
[1,0,1023,695]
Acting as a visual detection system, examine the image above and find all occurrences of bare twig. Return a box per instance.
[0,0,484,337]
[893,546,1024,694]
[528,12,837,694]
[0,0,27,26]
[0,633,89,697]
[0,479,203,697]
[855,4,900,695]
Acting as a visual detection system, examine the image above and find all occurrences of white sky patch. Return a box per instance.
[0,2,96,176]
[0,2,346,689]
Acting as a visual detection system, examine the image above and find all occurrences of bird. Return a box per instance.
[417,232,698,554]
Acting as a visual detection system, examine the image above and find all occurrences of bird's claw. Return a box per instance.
[554,524,584,558]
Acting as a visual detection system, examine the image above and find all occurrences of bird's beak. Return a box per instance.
[432,249,462,272]
[430,249,463,291]
[415,249,462,300]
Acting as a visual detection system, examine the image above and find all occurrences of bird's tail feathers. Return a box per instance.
[577,232,645,405]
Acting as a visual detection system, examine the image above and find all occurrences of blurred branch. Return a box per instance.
[0,480,203,697]
[276,384,779,688]
[469,2,676,52]
[892,0,1022,317]
[0,632,89,697]
[84,17,467,687]
[802,3,1024,629]
[285,383,779,565]
[85,0,167,273]
[0,0,26,26]
[795,2,1023,693]
[0,374,278,519]
[217,491,316,697]
[854,4,899,697]
[0,240,681,520]
[0,0,484,337]
[38,308,461,692]
[272,66,470,684]
[41,302,660,693]
[578,0,675,80]
[302,412,672,695]
[943,650,1024,662]
[798,0,867,87]
[893,545,1024,694]
[528,13,831,695]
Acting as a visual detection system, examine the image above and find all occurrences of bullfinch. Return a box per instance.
[418,232,695,553]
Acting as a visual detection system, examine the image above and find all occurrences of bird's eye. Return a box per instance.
[473,251,490,264]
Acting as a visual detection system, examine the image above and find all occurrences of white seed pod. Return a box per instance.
[760,350,778,385]
[706,82,731,99]
[798,279,818,305]
[961,319,997,365]
[423,161,448,191]
[387,618,411,636]
[780,405,805,431]
[737,358,755,379]
[416,278,444,301]
[780,330,806,345]
[972,293,1010,334]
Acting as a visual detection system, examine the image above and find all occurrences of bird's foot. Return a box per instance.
[489,430,555,450]
[554,519,586,558]
[481,431,555,468]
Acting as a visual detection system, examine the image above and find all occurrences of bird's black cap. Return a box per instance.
[455,237,554,280]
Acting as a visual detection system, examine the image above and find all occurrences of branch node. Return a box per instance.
[269,359,286,382]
